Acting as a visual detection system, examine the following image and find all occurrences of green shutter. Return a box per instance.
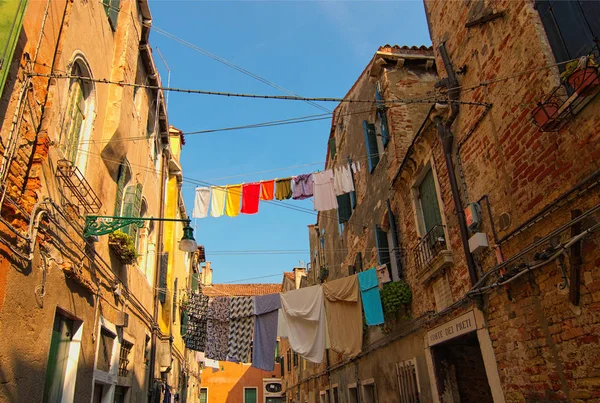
[336,193,352,224]
[419,169,443,233]
[103,0,120,30]
[387,200,402,278]
[0,0,27,97]
[172,278,178,319]
[181,310,188,336]
[375,225,391,267]
[375,83,390,147]
[363,121,379,172]
[158,253,168,303]
[121,183,142,236]
[191,272,199,293]
[114,159,130,216]
[328,137,337,159]
[244,388,257,403]
[199,388,208,403]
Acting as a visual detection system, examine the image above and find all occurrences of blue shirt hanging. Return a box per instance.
[357,268,384,325]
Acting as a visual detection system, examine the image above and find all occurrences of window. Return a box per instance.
[287,349,292,372]
[121,183,143,237]
[363,121,380,172]
[114,386,127,403]
[329,137,337,159]
[332,386,339,403]
[348,385,359,403]
[60,60,94,171]
[337,193,352,224]
[362,380,376,403]
[293,352,298,367]
[396,359,420,403]
[97,328,116,372]
[144,335,151,368]
[536,1,600,65]
[199,388,208,403]
[114,159,132,216]
[118,340,132,377]
[244,387,258,403]
[43,311,83,403]
[386,200,402,279]
[102,0,120,30]
[158,252,168,303]
[172,278,178,321]
[375,225,391,268]
[320,391,330,403]
[375,82,390,148]
[417,168,443,236]
[0,0,27,96]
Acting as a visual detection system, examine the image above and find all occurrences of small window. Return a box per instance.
[536,1,600,65]
[320,391,330,403]
[348,385,359,403]
[363,121,380,172]
[97,328,116,372]
[287,349,292,372]
[396,359,420,402]
[244,387,258,403]
[375,82,390,148]
[144,335,150,368]
[102,0,121,31]
[293,352,298,367]
[332,387,339,403]
[362,381,376,403]
[199,388,208,403]
[118,340,133,377]
[337,193,352,224]
[113,386,128,403]
[328,137,337,159]
[375,225,391,267]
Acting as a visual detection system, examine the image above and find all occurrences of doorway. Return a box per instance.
[431,332,493,403]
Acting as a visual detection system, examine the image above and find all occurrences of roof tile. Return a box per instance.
[202,283,282,297]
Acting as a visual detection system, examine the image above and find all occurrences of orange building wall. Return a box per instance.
[201,361,282,403]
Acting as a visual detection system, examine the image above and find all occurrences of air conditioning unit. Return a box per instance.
[263,378,283,398]
[116,311,129,328]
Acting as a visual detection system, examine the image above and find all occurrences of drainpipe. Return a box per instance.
[434,43,478,286]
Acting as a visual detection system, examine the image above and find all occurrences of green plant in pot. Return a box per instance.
[380,281,412,322]
[561,55,599,97]
[108,230,138,264]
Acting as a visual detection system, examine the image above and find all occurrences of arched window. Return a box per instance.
[60,58,95,171]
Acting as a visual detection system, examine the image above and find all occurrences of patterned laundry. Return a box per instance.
[227,296,255,363]
[260,180,275,200]
[252,294,281,371]
[292,174,314,200]
[241,182,260,215]
[184,294,209,352]
[210,186,227,218]
[225,184,242,217]
[376,264,391,287]
[275,178,292,200]
[205,297,230,360]
[313,170,338,211]
[358,269,385,326]
[192,187,211,218]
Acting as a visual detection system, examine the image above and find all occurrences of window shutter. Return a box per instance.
[387,200,403,278]
[280,356,285,377]
[375,225,391,267]
[180,310,188,336]
[419,170,443,233]
[0,0,27,97]
[103,0,120,30]
[158,253,168,303]
[336,193,352,224]
[172,278,178,319]
[191,272,199,293]
[328,137,337,159]
[114,160,130,216]
[375,83,390,147]
[363,121,380,172]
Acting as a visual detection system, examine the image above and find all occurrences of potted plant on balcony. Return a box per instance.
[108,230,138,265]
[562,55,599,97]
[532,100,560,130]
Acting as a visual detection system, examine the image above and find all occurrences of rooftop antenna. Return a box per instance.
[156,47,171,108]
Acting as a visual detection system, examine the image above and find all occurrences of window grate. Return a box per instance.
[396,359,420,403]
[118,341,133,377]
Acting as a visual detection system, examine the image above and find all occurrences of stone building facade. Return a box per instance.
[287,1,600,402]
[0,1,198,402]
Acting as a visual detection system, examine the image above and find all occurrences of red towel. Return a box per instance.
[260,180,275,201]
[241,182,260,214]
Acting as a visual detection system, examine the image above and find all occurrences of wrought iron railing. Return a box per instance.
[413,224,447,274]
[55,159,102,214]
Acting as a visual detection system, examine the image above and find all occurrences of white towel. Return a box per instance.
[192,187,211,218]
[341,166,355,193]
[210,186,227,218]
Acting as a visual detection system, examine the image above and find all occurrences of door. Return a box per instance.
[43,315,75,403]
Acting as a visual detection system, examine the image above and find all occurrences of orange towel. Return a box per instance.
[260,180,275,201]
[226,184,242,217]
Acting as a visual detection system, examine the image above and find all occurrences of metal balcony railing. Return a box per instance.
[413,224,447,274]
[55,159,102,214]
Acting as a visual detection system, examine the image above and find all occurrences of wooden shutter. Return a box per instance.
[363,121,380,172]
[191,271,199,293]
[121,183,143,236]
[375,83,390,147]
[0,0,27,97]
[418,170,443,233]
[114,159,130,215]
[172,278,178,319]
[328,137,337,159]
[180,310,188,337]
[244,388,257,403]
[375,225,391,267]
[336,193,352,224]
[158,253,168,303]
[387,200,403,278]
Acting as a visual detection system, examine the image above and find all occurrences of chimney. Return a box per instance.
[201,262,213,286]
[293,267,306,289]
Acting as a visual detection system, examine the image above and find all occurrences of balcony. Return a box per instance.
[532,48,600,132]
[55,159,102,214]
[413,224,453,283]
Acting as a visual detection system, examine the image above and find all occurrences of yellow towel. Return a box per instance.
[226,184,242,217]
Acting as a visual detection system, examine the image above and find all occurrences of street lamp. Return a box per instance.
[84,216,197,253]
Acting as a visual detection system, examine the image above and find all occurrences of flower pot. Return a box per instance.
[567,67,600,97]
[532,102,559,130]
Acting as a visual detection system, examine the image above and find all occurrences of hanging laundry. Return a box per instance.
[358,268,385,326]
[205,297,230,361]
[184,294,209,352]
[277,309,288,338]
[341,165,355,193]
[333,167,345,196]
[226,296,255,363]
[204,358,220,369]
[313,170,338,211]
[260,180,275,200]
[192,187,211,218]
[275,178,292,200]
[292,174,314,200]
[280,285,327,364]
[376,264,391,287]
[210,186,227,218]
[322,275,362,357]
[241,182,260,214]
[225,184,242,217]
[252,293,281,371]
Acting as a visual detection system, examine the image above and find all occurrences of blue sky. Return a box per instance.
[149,1,431,284]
